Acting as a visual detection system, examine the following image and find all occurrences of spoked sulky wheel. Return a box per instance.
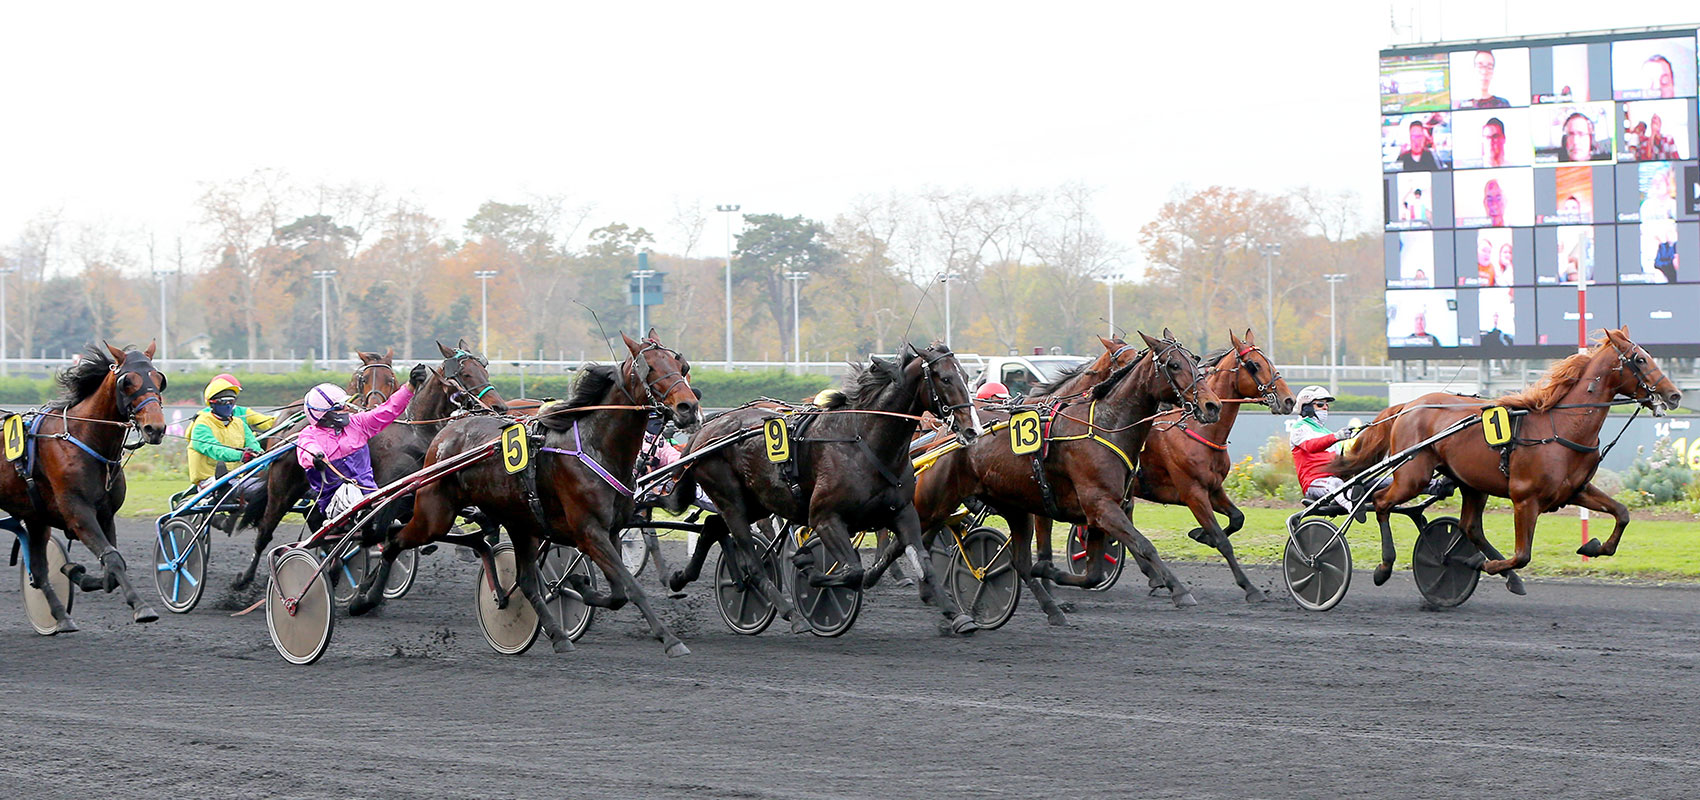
[1411,516,1482,609]
[714,536,780,635]
[153,519,210,614]
[266,549,335,664]
[20,534,74,635]
[381,547,420,601]
[326,542,371,608]
[1283,519,1353,612]
[476,541,541,655]
[1065,524,1127,591]
[788,527,863,638]
[945,526,1020,630]
[539,542,597,642]
[620,513,652,577]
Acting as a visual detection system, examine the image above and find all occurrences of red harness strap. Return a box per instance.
[1181,423,1227,451]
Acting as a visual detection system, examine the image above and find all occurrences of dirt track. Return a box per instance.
[3,519,1699,799]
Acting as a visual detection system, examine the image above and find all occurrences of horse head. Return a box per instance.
[104,340,167,444]
[1225,329,1295,415]
[623,329,699,431]
[902,341,980,441]
[1135,329,1222,424]
[434,339,508,413]
[349,347,399,408]
[1602,326,1682,416]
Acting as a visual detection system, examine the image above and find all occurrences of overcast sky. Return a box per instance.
[1,1,1692,279]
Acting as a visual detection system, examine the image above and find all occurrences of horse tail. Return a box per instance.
[655,467,698,516]
[234,468,272,531]
[1327,403,1404,479]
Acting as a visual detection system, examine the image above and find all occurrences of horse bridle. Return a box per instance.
[442,349,498,411]
[911,345,979,437]
[1603,339,1667,410]
[621,338,693,422]
[113,352,165,422]
[1150,339,1208,419]
[1213,344,1284,408]
[351,362,398,408]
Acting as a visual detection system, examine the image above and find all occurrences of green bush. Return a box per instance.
[1622,440,1693,505]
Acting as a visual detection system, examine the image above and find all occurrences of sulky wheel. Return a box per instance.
[788,528,864,638]
[1065,524,1127,591]
[153,518,211,614]
[1412,516,1482,609]
[539,542,597,642]
[19,534,74,636]
[619,527,650,577]
[327,541,370,608]
[714,536,781,636]
[266,549,335,665]
[381,547,420,600]
[1284,519,1352,612]
[945,526,1020,630]
[475,541,541,655]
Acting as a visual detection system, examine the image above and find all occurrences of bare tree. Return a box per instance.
[1032,183,1121,342]
[7,210,62,360]
[668,196,708,258]
[198,170,289,358]
[364,200,444,359]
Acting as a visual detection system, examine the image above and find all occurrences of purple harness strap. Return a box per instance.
[539,420,634,497]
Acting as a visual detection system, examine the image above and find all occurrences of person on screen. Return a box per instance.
[1481,117,1508,167]
[1408,310,1441,346]
[1643,55,1676,99]
[1560,112,1607,162]
[1482,311,1513,346]
[1635,113,1679,160]
[1461,50,1510,109]
[1475,236,1497,286]
[1641,167,1678,221]
[1397,120,1440,171]
[1559,195,1583,220]
[1482,179,1507,226]
[1561,230,1594,283]
[1401,187,1430,221]
[1411,268,1430,286]
[1497,241,1515,285]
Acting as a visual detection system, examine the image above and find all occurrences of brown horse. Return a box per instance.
[1331,326,1681,583]
[348,348,401,408]
[231,340,504,588]
[2,343,168,632]
[352,332,699,656]
[880,331,1223,624]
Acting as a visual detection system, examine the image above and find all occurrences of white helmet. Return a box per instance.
[304,383,349,424]
[1295,385,1335,408]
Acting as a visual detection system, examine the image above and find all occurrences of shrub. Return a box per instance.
[1622,440,1693,505]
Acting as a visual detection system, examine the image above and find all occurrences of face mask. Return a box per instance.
[319,410,350,430]
[210,400,236,421]
[1315,407,1330,423]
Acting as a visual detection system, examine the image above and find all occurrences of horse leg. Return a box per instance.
[503,528,576,653]
[576,522,690,657]
[59,506,156,622]
[1033,516,1054,568]
[1037,525,1106,590]
[234,473,303,589]
[667,514,724,592]
[1455,488,1524,596]
[1571,482,1631,558]
[1003,508,1067,626]
[1185,489,1265,602]
[1091,503,1195,608]
[1482,496,1539,575]
[886,505,976,635]
[97,507,156,622]
[717,505,805,632]
[25,521,76,633]
[349,487,452,616]
[1212,488,1245,536]
[1370,463,1429,586]
[860,531,904,590]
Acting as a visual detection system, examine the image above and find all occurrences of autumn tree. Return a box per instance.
[198,170,288,358]
[734,213,840,362]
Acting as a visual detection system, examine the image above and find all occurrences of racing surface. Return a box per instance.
[3,519,1698,798]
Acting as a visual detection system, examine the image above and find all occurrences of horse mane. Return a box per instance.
[1090,355,1146,400]
[1029,360,1096,397]
[841,359,901,408]
[537,364,621,429]
[1496,339,1603,412]
[48,345,117,410]
[1201,345,1234,368]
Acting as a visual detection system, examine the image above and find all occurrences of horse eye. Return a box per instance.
[1246,362,1259,374]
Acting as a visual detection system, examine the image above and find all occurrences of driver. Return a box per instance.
[1288,386,1363,501]
[974,381,1011,406]
[297,364,425,529]
[185,374,279,489]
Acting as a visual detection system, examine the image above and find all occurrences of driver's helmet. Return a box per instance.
[1294,385,1334,415]
[304,383,350,424]
[975,381,1010,402]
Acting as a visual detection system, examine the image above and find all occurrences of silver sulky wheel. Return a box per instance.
[788,526,863,638]
[945,526,1020,630]
[1283,519,1353,612]
[20,534,74,635]
[153,518,211,614]
[381,547,420,600]
[266,549,335,665]
[714,535,780,636]
[539,542,597,642]
[1412,516,1482,609]
[475,541,541,655]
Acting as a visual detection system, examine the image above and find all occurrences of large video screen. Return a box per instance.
[1382,27,1700,358]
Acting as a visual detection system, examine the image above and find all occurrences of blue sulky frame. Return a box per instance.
[152,444,309,613]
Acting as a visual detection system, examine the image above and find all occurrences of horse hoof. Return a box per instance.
[1372,563,1394,586]
[55,618,79,634]
[1245,588,1269,603]
[1186,527,1209,544]
[665,642,692,658]
[230,576,252,591]
[668,591,688,600]
[420,544,439,556]
[1171,591,1197,608]
[789,617,812,635]
[347,597,377,617]
[950,614,979,635]
[134,607,159,624]
[1577,538,1604,558]
[1505,572,1527,596]
[1056,601,1077,613]
[666,571,688,593]
[551,636,576,654]
[1046,611,1069,627]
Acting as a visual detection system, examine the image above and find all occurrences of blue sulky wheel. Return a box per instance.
[539,542,597,642]
[945,526,1020,630]
[1065,524,1126,591]
[19,534,74,635]
[788,527,863,638]
[266,549,335,664]
[714,536,780,636]
[1412,516,1482,609]
[1283,519,1352,612]
[476,541,541,655]
[154,519,210,614]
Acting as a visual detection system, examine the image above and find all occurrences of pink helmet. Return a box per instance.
[975,381,1010,401]
[304,383,349,424]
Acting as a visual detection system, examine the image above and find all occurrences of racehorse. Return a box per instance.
[664,342,985,635]
[1332,326,1681,583]
[350,332,699,656]
[349,348,401,408]
[879,331,1222,624]
[2,343,168,632]
[231,340,505,588]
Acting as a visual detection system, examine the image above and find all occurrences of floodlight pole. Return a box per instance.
[940,272,960,348]
[0,266,15,376]
[474,270,500,353]
[1324,273,1347,396]
[629,268,658,335]
[312,269,338,362]
[1259,243,1281,362]
[716,204,741,367]
[784,271,810,368]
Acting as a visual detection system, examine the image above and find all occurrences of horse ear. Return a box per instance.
[436,341,455,358]
[1228,329,1244,350]
[457,337,472,351]
[1245,328,1256,344]
[646,327,658,341]
[1618,324,1631,338]
[1137,331,1163,352]
[356,350,371,363]
[103,341,125,364]
[1162,327,1175,341]
[143,340,157,359]
[384,346,394,362]
[1097,335,1116,351]
[621,332,643,356]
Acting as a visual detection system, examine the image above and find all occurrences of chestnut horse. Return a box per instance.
[2,343,168,632]
[352,332,699,656]
[1332,327,1681,583]
[231,340,505,588]
[878,331,1223,624]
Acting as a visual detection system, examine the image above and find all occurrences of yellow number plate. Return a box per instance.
[764,418,791,463]
[3,415,23,462]
[1481,407,1511,447]
[1009,410,1042,455]
[500,423,529,474]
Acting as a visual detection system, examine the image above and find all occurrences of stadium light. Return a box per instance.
[474,270,499,353]
[716,204,741,368]
[312,269,338,361]
[1324,273,1348,396]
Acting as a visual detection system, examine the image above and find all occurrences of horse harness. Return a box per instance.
[5,352,163,514]
[1163,344,1280,454]
[351,362,397,408]
[441,349,498,411]
[766,407,907,511]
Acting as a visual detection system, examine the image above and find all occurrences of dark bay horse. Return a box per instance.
[885,331,1222,624]
[1332,326,1681,583]
[3,343,168,632]
[665,342,984,635]
[231,340,505,588]
[352,332,700,656]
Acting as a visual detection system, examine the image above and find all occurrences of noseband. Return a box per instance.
[619,339,692,422]
[112,353,164,422]
[1150,339,1208,419]
[1214,344,1284,407]
[352,362,397,408]
[442,349,498,411]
